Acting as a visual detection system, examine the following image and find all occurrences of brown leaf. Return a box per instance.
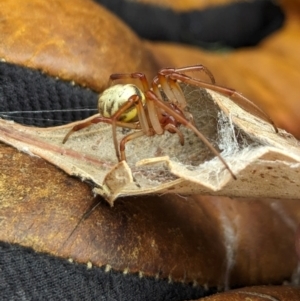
[1,84,299,203]
[0,0,158,91]
[196,286,300,300]
[1,142,300,287]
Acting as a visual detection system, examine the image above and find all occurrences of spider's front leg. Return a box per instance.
[62,115,111,144]
[62,115,141,145]
[151,64,216,110]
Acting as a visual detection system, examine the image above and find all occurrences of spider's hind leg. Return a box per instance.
[167,73,278,133]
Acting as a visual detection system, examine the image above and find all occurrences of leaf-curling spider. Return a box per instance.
[63,64,278,180]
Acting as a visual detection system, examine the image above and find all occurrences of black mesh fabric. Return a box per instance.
[0,242,216,301]
[0,62,98,127]
[95,0,285,48]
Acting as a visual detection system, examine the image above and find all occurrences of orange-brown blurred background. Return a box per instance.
[142,0,300,139]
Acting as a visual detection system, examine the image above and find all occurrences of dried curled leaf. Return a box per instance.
[0,86,299,204]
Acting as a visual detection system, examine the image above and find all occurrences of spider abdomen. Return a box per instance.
[98,84,145,122]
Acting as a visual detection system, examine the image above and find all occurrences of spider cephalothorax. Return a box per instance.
[63,65,277,180]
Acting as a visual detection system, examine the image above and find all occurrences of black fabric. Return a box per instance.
[0,242,215,301]
[96,0,285,48]
[0,62,98,127]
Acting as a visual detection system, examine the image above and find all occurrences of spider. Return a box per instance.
[63,64,278,180]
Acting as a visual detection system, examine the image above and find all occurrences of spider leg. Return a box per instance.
[110,94,154,160]
[160,65,216,84]
[151,65,216,110]
[163,124,185,145]
[119,131,145,161]
[168,73,278,133]
[62,115,141,144]
[144,92,164,135]
[62,115,111,144]
[145,90,237,180]
[108,72,150,91]
[152,75,187,110]
[119,110,185,161]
